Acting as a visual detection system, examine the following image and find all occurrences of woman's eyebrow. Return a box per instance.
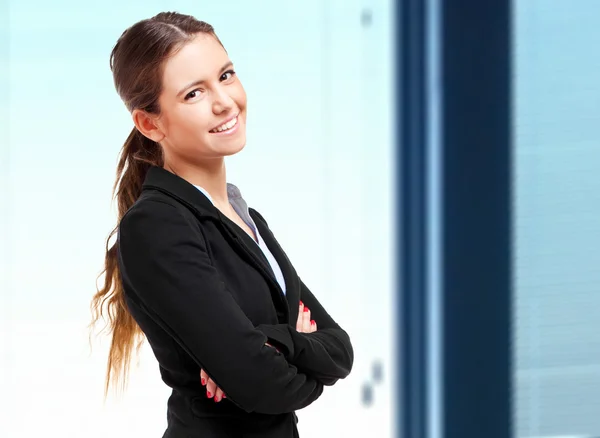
[176,61,234,97]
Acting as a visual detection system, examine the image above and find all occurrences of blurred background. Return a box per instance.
[1,0,599,437]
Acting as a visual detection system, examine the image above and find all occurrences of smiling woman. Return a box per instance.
[89,11,353,438]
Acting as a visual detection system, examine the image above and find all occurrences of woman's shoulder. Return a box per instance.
[119,189,196,230]
[125,190,179,216]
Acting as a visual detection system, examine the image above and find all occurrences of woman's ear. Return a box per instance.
[132,109,165,143]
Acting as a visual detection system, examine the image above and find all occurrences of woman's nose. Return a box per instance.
[212,87,234,113]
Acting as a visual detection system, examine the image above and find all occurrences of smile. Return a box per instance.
[209,115,239,134]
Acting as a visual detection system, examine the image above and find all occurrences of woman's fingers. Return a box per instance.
[206,377,217,399]
[200,369,225,402]
[297,301,304,331]
[206,378,218,400]
[214,386,225,402]
[297,301,318,333]
[303,305,311,333]
[201,371,217,400]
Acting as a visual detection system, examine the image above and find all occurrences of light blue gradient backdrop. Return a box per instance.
[2,1,395,437]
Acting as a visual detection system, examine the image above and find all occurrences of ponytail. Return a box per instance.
[89,127,162,397]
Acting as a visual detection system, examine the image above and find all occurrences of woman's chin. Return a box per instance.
[219,138,247,157]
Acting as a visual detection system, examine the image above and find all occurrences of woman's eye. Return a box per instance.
[185,89,202,100]
[221,70,236,81]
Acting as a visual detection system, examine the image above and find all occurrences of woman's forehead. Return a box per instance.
[162,35,229,94]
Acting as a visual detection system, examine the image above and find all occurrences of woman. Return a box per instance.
[90,11,354,438]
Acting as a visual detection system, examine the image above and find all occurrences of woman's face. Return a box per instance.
[149,33,247,166]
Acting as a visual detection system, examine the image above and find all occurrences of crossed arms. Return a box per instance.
[118,199,354,415]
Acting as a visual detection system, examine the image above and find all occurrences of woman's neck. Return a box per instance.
[163,157,229,206]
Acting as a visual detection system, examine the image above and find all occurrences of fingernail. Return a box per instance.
[214,395,220,402]
[311,320,315,325]
[207,391,212,398]
[223,394,227,399]
[201,378,206,385]
[304,307,309,312]
[299,301,304,306]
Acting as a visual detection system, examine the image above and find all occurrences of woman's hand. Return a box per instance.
[297,300,317,333]
[199,301,317,401]
[200,368,226,402]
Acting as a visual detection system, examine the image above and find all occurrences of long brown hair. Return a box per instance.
[89,12,222,397]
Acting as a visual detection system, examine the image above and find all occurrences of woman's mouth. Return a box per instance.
[209,115,239,134]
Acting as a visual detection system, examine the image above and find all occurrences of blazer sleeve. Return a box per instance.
[256,279,354,386]
[117,199,323,414]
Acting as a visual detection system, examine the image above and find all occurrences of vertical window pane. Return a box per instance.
[513,1,600,436]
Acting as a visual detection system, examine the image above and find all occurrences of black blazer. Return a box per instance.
[117,166,354,438]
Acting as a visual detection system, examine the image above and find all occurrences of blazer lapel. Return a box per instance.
[250,210,300,318]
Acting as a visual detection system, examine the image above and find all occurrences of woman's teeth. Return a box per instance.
[210,116,238,133]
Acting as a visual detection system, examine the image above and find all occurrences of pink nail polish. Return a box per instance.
[304,307,309,313]
[299,301,304,306]
[201,378,206,385]
[311,320,315,325]
[207,391,212,398]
